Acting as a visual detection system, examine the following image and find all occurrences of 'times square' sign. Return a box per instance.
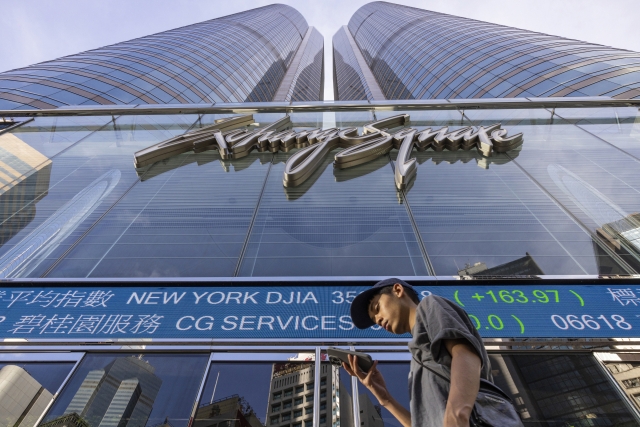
[134,114,524,190]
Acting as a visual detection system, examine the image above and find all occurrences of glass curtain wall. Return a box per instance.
[0,5,313,109]
[341,3,640,100]
[1,106,640,277]
[0,350,637,426]
[41,353,209,427]
[332,28,371,101]
[0,114,201,278]
[287,29,325,103]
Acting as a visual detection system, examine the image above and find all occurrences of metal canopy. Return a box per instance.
[1,97,639,117]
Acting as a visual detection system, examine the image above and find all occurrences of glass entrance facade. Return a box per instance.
[2,104,640,278]
[1,349,639,426]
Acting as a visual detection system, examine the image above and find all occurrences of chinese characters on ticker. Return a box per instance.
[0,285,638,339]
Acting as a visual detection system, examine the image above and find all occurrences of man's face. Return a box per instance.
[367,287,411,334]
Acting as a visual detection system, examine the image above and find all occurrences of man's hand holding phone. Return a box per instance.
[342,354,392,407]
[341,354,412,427]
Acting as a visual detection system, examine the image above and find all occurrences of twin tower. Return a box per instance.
[1,1,639,110]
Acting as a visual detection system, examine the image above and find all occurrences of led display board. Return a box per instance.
[0,284,638,339]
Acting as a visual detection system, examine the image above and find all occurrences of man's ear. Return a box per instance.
[393,283,404,298]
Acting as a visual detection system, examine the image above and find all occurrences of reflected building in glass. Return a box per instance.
[0,131,52,247]
[0,365,54,427]
[267,362,356,427]
[194,395,265,427]
[48,356,162,427]
[605,358,640,413]
[490,354,638,426]
[333,1,640,100]
[0,4,323,110]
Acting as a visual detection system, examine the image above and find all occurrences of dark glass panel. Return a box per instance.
[197,357,320,427]
[491,353,638,426]
[41,353,208,427]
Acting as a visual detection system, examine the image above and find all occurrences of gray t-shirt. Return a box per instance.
[408,295,492,427]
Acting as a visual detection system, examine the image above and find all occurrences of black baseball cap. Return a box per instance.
[350,278,419,329]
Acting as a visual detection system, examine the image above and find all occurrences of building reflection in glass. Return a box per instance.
[0,365,54,427]
[41,355,162,427]
[457,253,544,277]
[0,132,52,248]
[603,354,640,414]
[268,360,358,427]
[548,163,640,271]
[195,357,366,427]
[194,395,265,427]
[43,353,208,427]
[0,168,120,278]
[195,362,278,427]
[490,354,638,426]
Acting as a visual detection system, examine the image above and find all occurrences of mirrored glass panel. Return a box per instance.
[6,116,111,158]
[40,353,208,427]
[601,352,640,415]
[0,360,76,427]
[491,353,639,426]
[553,107,640,160]
[1,106,638,278]
[319,361,356,427]
[47,115,282,277]
[238,150,428,276]
[196,355,319,427]
[443,108,634,275]
[1,114,198,278]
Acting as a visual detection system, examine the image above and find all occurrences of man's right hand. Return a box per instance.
[342,354,391,406]
[341,354,412,427]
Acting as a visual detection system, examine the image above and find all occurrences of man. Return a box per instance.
[344,278,492,427]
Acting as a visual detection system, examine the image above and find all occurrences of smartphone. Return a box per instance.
[327,347,374,373]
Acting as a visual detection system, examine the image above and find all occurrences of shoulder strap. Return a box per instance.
[412,354,451,382]
[413,355,514,403]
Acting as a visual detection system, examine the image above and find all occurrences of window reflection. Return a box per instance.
[239,151,428,277]
[195,358,357,427]
[602,353,640,415]
[40,353,208,427]
[316,362,354,427]
[196,360,316,427]
[490,353,638,426]
[0,362,74,427]
[0,131,52,255]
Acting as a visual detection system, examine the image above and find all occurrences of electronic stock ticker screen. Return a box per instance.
[0,284,638,340]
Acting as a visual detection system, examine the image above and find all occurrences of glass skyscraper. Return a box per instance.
[0,4,324,110]
[334,1,640,100]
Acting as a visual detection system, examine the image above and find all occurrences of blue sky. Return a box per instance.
[2,0,638,100]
